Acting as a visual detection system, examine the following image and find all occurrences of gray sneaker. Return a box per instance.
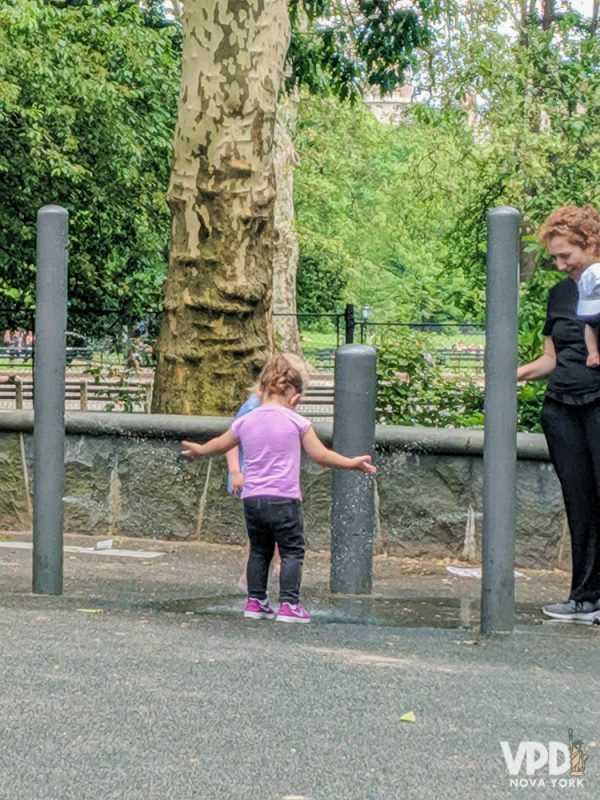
[543,599,599,620]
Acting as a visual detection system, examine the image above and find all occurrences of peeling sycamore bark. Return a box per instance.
[152,0,291,415]
[272,91,302,355]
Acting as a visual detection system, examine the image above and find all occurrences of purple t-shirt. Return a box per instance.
[230,406,312,499]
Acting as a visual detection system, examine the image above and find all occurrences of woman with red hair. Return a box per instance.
[518,204,600,621]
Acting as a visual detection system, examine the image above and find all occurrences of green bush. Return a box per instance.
[296,243,347,332]
[375,331,484,428]
[376,329,552,433]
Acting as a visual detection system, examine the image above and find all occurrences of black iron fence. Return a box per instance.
[1,302,485,374]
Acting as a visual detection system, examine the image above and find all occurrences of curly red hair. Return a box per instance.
[539,204,600,255]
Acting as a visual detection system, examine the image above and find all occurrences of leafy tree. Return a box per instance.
[287,0,441,99]
[427,1,600,318]
[295,239,349,329]
[0,0,180,331]
[293,94,475,322]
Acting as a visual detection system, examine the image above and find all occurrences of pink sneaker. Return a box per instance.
[276,602,311,624]
[244,597,275,620]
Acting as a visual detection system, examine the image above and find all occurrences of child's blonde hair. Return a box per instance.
[258,352,309,399]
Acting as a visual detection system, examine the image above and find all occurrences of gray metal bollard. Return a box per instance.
[330,344,377,594]
[480,206,520,635]
[32,205,68,595]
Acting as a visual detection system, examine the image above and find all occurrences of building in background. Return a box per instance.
[364,85,413,124]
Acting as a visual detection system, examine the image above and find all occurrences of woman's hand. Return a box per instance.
[517,336,556,382]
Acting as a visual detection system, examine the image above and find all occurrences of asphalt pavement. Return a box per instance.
[1,533,598,800]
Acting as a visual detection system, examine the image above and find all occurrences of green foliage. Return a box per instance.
[376,330,549,432]
[517,381,546,434]
[294,94,474,321]
[296,238,348,330]
[518,261,561,361]
[432,5,600,319]
[83,362,148,413]
[375,331,484,428]
[287,1,440,100]
[0,0,180,332]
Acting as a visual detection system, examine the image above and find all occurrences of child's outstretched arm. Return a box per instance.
[181,429,239,459]
[301,427,376,473]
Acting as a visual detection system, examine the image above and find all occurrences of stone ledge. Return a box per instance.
[0,412,561,568]
[0,411,547,459]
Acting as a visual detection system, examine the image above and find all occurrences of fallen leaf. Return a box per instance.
[400,711,416,723]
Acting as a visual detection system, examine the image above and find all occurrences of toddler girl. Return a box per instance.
[181,353,375,623]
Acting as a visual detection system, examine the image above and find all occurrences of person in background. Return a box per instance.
[517,204,600,621]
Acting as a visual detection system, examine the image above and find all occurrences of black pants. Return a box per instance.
[541,397,600,602]
[243,497,305,604]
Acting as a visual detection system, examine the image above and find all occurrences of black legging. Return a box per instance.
[541,396,600,602]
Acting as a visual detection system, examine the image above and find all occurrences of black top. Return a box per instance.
[543,277,600,405]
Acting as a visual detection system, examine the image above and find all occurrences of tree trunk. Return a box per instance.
[542,0,555,30]
[519,1,529,45]
[152,0,290,415]
[271,90,302,354]
[520,226,538,283]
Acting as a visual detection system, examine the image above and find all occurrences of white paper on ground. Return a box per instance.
[446,565,525,579]
[0,541,163,559]
[94,539,113,550]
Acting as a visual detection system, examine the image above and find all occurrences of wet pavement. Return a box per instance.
[0,530,583,629]
[153,593,552,629]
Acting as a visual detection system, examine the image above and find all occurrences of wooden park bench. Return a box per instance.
[0,345,34,362]
[314,347,336,369]
[435,347,485,368]
[0,377,152,412]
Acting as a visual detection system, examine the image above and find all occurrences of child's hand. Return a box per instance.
[230,470,244,494]
[351,455,377,474]
[180,440,205,459]
[586,353,600,368]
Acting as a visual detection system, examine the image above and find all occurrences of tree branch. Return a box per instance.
[171,0,183,20]
[542,0,555,30]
